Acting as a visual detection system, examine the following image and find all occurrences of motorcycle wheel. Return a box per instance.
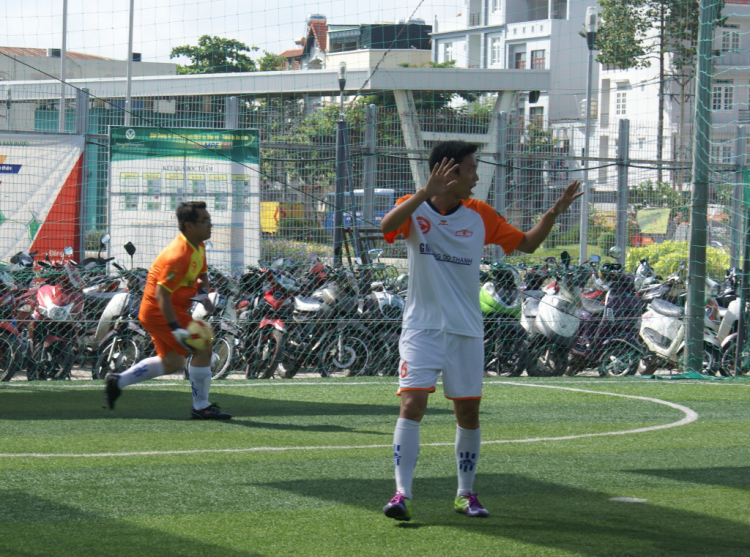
[495,341,528,377]
[0,334,18,381]
[319,334,370,377]
[675,343,720,376]
[183,333,233,380]
[43,343,74,380]
[92,337,140,380]
[528,342,568,377]
[598,344,640,377]
[246,329,284,379]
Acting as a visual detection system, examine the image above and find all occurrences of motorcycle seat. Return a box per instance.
[581,296,605,315]
[294,296,323,313]
[649,298,684,318]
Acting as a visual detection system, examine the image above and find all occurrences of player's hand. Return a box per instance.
[423,157,459,198]
[551,180,584,216]
[171,328,193,352]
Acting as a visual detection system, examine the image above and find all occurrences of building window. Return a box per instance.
[711,141,733,165]
[721,24,740,52]
[530,106,544,126]
[616,92,627,115]
[491,37,502,65]
[444,42,454,62]
[493,0,501,12]
[713,81,733,110]
[514,52,526,69]
[531,49,545,69]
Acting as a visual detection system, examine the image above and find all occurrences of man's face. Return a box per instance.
[449,153,479,200]
[189,208,212,241]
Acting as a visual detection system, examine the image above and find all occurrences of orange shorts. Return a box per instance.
[141,317,192,358]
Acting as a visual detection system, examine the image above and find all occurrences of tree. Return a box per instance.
[170,36,259,74]
[258,51,287,72]
[594,0,724,183]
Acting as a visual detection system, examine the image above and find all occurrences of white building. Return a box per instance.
[432,0,750,199]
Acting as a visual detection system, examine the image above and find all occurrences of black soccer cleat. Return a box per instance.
[104,373,122,410]
[190,402,231,420]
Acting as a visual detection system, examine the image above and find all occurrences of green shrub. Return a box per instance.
[625,241,730,280]
[84,229,108,251]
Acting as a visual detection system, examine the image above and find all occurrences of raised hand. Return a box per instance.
[424,157,459,197]
[551,180,584,216]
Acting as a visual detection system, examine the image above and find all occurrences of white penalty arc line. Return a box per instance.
[0,382,698,459]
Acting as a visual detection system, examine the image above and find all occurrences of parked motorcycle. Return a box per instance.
[569,247,643,376]
[638,262,722,375]
[480,264,528,376]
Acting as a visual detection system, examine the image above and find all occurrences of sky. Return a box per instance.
[1,0,462,63]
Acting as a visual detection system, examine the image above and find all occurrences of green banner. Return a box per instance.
[110,126,259,163]
[637,208,671,234]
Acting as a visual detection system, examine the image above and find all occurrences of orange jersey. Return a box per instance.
[138,234,208,326]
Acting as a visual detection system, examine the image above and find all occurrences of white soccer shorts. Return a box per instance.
[396,328,484,400]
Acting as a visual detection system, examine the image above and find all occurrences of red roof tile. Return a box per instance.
[309,21,328,51]
[280,49,303,58]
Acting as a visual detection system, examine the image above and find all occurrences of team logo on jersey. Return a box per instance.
[191,261,197,272]
[416,217,431,234]
[438,219,448,226]
[455,229,473,238]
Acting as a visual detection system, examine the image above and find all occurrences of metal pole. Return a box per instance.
[225,96,239,129]
[58,0,68,133]
[493,111,508,262]
[75,88,90,259]
[734,129,748,376]
[685,0,721,374]
[615,119,630,265]
[730,125,745,268]
[344,125,366,264]
[579,47,595,264]
[124,0,135,126]
[333,118,346,267]
[363,104,377,226]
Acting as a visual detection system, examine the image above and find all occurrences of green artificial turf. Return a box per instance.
[1,377,748,557]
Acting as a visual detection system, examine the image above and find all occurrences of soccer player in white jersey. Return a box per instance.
[380,140,582,520]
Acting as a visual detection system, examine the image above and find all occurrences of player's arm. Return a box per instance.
[516,180,583,253]
[155,284,180,325]
[156,284,193,351]
[380,157,458,234]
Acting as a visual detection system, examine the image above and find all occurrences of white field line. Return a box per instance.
[0,382,698,459]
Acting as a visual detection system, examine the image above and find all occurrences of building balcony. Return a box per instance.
[469,12,482,27]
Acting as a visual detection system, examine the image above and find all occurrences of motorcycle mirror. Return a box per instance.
[124,242,136,257]
[589,254,601,264]
[272,258,284,268]
[545,256,556,265]
[204,240,213,251]
[354,257,363,265]
[560,251,571,268]
[609,246,622,260]
[368,248,383,261]
[63,246,73,256]
[100,233,111,246]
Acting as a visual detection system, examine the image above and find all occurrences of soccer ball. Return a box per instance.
[185,319,214,351]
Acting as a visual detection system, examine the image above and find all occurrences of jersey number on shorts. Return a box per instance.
[400,361,408,378]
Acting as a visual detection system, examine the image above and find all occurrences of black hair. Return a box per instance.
[176,201,207,232]
[428,140,479,174]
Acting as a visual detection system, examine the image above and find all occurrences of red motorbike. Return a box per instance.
[242,260,300,379]
[25,252,85,380]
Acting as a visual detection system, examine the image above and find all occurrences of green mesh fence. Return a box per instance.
[0,1,748,381]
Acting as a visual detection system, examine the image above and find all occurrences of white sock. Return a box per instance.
[393,418,420,500]
[117,357,164,389]
[188,365,212,411]
[456,425,481,497]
